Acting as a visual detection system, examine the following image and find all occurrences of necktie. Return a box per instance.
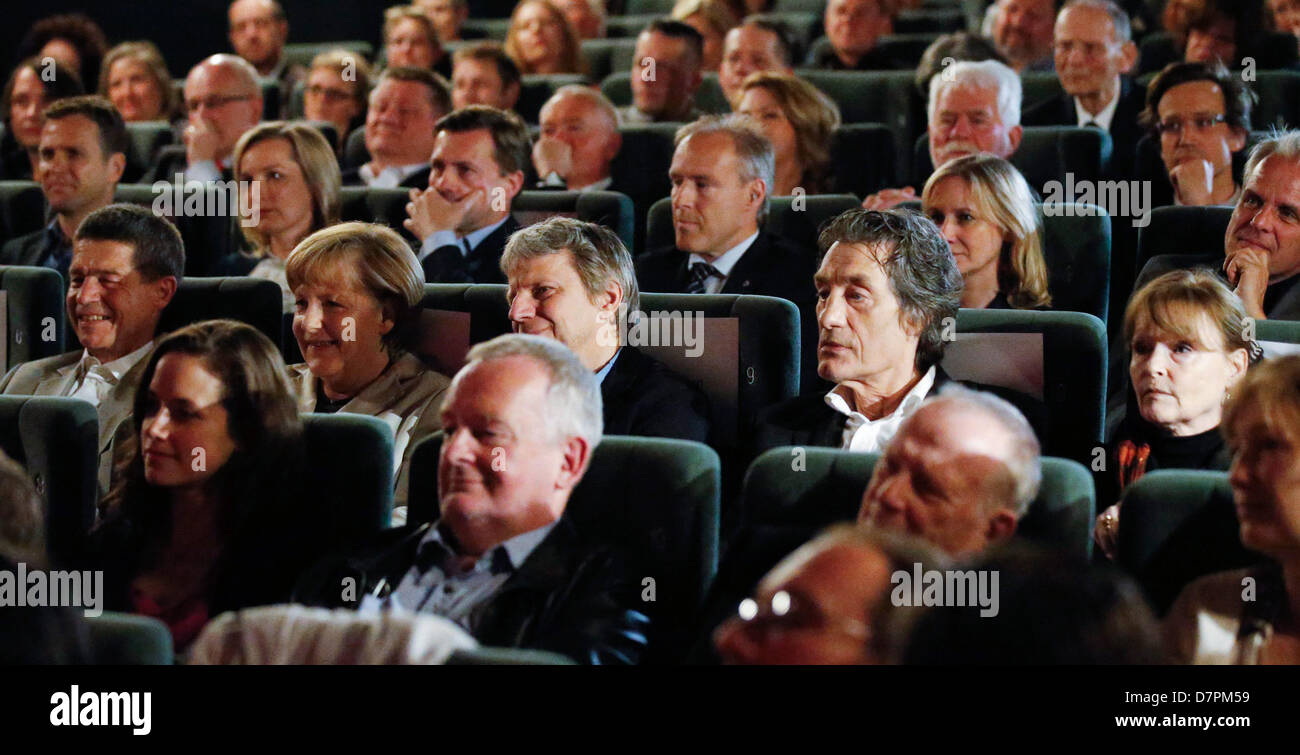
[1083,120,1102,130]
[686,261,721,294]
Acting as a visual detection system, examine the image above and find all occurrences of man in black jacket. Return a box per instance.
[340,67,451,189]
[503,216,710,442]
[1022,0,1143,176]
[293,334,649,664]
[404,106,526,284]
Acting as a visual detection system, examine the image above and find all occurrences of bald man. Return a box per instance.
[147,54,263,182]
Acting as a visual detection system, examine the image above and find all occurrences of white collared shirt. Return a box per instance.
[62,340,155,407]
[359,162,427,189]
[824,366,937,453]
[687,231,759,294]
[571,176,613,193]
[417,215,510,263]
[1074,77,1121,131]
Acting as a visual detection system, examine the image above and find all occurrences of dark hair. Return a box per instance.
[101,320,304,578]
[915,32,1009,96]
[738,16,796,67]
[17,13,109,90]
[434,105,531,175]
[1187,0,1266,63]
[898,544,1166,664]
[2,57,86,131]
[453,41,523,93]
[43,95,129,160]
[818,209,963,371]
[645,18,706,67]
[75,204,186,283]
[0,450,44,566]
[1140,60,1255,133]
[375,65,452,118]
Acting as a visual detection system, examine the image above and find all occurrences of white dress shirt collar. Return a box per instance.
[687,231,759,294]
[823,365,937,453]
[1075,77,1122,131]
[359,162,427,189]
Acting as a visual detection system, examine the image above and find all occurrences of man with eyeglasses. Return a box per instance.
[1023,1,1143,176]
[146,54,264,183]
[1140,61,1252,208]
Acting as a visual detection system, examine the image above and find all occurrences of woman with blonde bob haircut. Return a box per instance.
[1094,269,1256,559]
[505,0,587,75]
[98,41,181,122]
[1164,354,1300,664]
[736,72,841,196]
[285,222,450,523]
[921,154,1052,310]
[214,121,342,311]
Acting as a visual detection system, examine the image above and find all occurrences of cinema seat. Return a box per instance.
[282,40,375,69]
[408,434,721,664]
[301,413,396,542]
[1134,205,1231,279]
[645,194,861,253]
[600,72,730,115]
[1117,470,1262,615]
[610,123,679,250]
[0,265,65,370]
[1021,72,1066,111]
[686,447,1096,662]
[582,38,637,81]
[260,79,282,121]
[460,18,511,40]
[0,180,46,240]
[1036,203,1112,325]
[797,70,921,174]
[446,647,576,665]
[894,7,964,33]
[829,124,901,195]
[912,126,1113,195]
[516,73,589,123]
[1257,319,1300,358]
[114,182,241,276]
[805,33,939,70]
[0,396,98,567]
[123,121,176,184]
[605,14,660,38]
[85,612,174,665]
[947,308,1108,462]
[342,126,369,171]
[158,277,283,355]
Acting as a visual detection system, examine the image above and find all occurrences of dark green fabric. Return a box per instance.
[1135,206,1232,278]
[830,124,901,195]
[302,413,395,537]
[446,646,576,665]
[122,121,175,184]
[282,40,374,69]
[114,183,241,276]
[85,612,174,665]
[0,396,98,567]
[516,73,589,124]
[159,277,284,353]
[0,179,46,241]
[0,265,65,369]
[1037,203,1112,325]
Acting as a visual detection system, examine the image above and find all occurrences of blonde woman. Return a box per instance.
[285,222,450,522]
[99,41,181,123]
[383,5,451,77]
[736,72,841,195]
[214,121,342,311]
[921,154,1052,310]
[505,0,587,75]
[673,0,740,71]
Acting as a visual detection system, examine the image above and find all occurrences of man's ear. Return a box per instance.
[504,169,526,201]
[504,82,521,110]
[555,435,592,491]
[598,279,623,313]
[985,509,1018,545]
[603,130,623,164]
[1006,124,1023,154]
[748,175,767,212]
[107,151,127,184]
[1228,126,1248,154]
[153,275,179,310]
[1119,40,1139,75]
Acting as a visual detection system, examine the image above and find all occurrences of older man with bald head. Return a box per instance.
[532,85,622,192]
[147,54,263,182]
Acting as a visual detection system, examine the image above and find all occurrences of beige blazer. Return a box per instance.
[287,352,450,515]
[0,348,153,496]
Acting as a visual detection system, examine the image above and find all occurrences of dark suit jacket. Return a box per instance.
[421,214,519,284]
[144,145,234,184]
[602,346,710,443]
[1022,77,1146,177]
[1,227,50,267]
[292,518,650,664]
[340,164,431,189]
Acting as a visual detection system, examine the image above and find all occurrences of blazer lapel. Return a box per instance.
[97,352,153,452]
[719,233,768,295]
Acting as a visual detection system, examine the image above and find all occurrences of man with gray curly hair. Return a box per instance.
[294,333,650,664]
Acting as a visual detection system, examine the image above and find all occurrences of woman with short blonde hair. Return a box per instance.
[737,72,841,195]
[505,0,587,75]
[99,41,181,122]
[922,154,1051,310]
[285,222,449,523]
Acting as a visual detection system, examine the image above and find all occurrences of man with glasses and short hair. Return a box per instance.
[146,54,264,182]
[1140,60,1252,207]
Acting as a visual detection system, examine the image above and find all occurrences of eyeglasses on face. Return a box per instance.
[1156,113,1227,136]
[735,590,871,641]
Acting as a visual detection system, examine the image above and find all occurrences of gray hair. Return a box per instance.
[931,383,1042,516]
[675,114,775,224]
[1061,0,1131,44]
[817,209,963,371]
[501,216,640,313]
[1243,128,1300,184]
[928,59,1021,129]
[463,334,603,447]
[541,83,619,130]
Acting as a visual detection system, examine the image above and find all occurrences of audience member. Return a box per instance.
[736,72,841,195]
[343,67,450,189]
[913,32,1007,96]
[713,524,949,665]
[303,49,374,153]
[1,97,127,283]
[990,0,1057,72]
[213,122,342,310]
[293,334,651,664]
[1139,61,1251,207]
[416,0,473,43]
[406,106,528,284]
[1271,0,1300,39]
[1023,1,1143,175]
[504,0,587,75]
[1,205,183,494]
[1183,0,1265,68]
[147,54,263,183]
[99,41,182,123]
[228,0,306,105]
[383,5,452,78]
[451,43,522,111]
[533,85,622,191]
[85,319,311,652]
[17,13,108,92]
[553,0,607,40]
[285,222,449,519]
[811,0,903,70]
[862,59,1023,210]
[619,19,705,125]
[1,57,85,180]
[719,17,795,108]
[921,154,1052,310]
[503,217,710,441]
[1164,354,1300,664]
[673,0,739,72]
[1094,270,1254,558]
